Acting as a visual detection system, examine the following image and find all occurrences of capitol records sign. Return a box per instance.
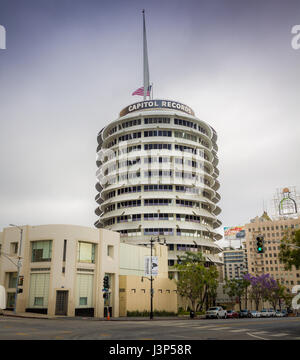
[120,99,195,117]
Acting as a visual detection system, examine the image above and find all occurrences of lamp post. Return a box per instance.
[9,224,23,314]
[142,236,166,320]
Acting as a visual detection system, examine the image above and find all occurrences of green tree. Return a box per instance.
[279,229,300,270]
[204,265,219,310]
[175,251,219,312]
[266,281,288,310]
[223,278,249,311]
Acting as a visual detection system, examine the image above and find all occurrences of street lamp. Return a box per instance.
[9,224,23,314]
[142,235,166,320]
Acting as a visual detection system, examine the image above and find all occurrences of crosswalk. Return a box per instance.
[131,321,299,340]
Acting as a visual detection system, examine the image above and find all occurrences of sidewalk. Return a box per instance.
[1,310,205,321]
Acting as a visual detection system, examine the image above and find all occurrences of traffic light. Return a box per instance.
[18,276,24,286]
[103,275,109,290]
[256,235,264,253]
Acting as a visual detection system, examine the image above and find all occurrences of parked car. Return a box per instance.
[275,310,284,317]
[281,310,288,317]
[239,309,251,318]
[226,310,239,319]
[206,306,227,319]
[260,309,270,317]
[268,308,276,317]
[250,310,261,318]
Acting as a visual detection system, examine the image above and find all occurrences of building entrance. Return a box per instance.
[55,290,68,315]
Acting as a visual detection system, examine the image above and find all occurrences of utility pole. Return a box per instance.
[142,236,166,320]
[150,237,154,320]
[9,224,23,314]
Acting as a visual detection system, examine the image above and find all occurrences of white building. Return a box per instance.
[95,99,223,277]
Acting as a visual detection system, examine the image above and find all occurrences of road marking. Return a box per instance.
[247,332,269,340]
[269,333,289,337]
[251,331,268,335]
[229,329,251,333]
[175,324,195,327]
[193,325,221,329]
[207,327,232,331]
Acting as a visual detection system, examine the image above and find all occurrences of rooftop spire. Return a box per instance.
[142,9,150,100]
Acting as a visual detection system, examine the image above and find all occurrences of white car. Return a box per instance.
[206,306,227,319]
[275,310,284,317]
[260,309,270,317]
[250,310,261,318]
[268,309,276,317]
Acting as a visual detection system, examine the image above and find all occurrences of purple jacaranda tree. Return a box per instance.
[243,273,279,310]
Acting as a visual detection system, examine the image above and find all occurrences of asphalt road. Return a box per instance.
[0,316,300,340]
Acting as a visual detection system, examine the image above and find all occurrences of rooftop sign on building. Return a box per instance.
[120,99,195,117]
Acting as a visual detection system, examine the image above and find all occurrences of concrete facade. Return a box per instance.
[222,247,248,280]
[0,224,177,317]
[244,213,300,292]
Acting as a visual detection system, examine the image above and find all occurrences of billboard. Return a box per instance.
[224,226,245,241]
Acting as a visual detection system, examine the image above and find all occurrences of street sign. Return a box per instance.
[145,256,158,276]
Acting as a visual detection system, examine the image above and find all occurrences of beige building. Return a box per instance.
[0,224,177,317]
[119,241,177,316]
[244,212,300,292]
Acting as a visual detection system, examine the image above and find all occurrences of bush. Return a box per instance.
[127,310,177,317]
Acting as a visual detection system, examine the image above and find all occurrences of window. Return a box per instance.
[174,118,197,129]
[29,273,50,308]
[6,292,15,308]
[8,272,17,288]
[10,242,18,255]
[144,117,170,124]
[76,273,94,308]
[63,240,67,262]
[144,185,172,191]
[79,297,88,306]
[144,143,172,150]
[31,240,52,262]
[174,131,197,142]
[77,242,95,264]
[144,228,173,236]
[144,130,171,137]
[34,297,44,306]
[132,214,141,221]
[107,245,114,258]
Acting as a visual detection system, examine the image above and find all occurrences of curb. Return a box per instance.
[1,311,206,321]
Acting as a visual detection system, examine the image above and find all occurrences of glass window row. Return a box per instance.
[104,185,212,200]
[106,118,208,136]
[103,198,212,212]
[102,213,213,225]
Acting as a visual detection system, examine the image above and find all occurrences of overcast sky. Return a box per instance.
[0,0,299,248]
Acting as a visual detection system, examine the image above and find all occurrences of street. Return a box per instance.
[0,316,300,340]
